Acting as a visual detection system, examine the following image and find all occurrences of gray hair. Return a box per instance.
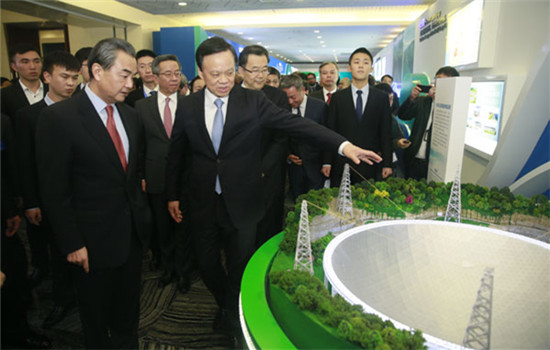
[152,54,181,75]
[87,38,135,80]
[280,74,304,90]
[319,61,339,73]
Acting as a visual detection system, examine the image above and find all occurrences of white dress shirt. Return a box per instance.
[351,83,369,116]
[19,79,44,105]
[204,88,229,140]
[157,91,178,126]
[85,86,129,160]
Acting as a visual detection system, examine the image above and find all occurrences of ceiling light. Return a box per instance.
[320,41,325,44]
[257,42,262,45]
[237,32,243,35]
[314,30,320,33]
[322,44,326,47]
[247,37,254,40]
[178,2,187,6]
[316,36,322,39]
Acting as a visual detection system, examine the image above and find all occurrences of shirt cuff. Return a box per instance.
[338,141,350,156]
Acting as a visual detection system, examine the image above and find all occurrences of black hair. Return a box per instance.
[42,51,80,74]
[195,37,237,71]
[74,47,92,65]
[374,82,394,95]
[267,66,280,79]
[9,43,41,63]
[87,38,136,80]
[136,49,157,61]
[189,76,203,92]
[381,74,393,83]
[348,47,373,65]
[152,54,181,75]
[238,45,269,67]
[435,66,460,77]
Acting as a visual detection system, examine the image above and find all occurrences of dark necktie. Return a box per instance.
[326,92,332,105]
[296,106,302,117]
[105,105,127,172]
[356,90,363,121]
[212,99,224,193]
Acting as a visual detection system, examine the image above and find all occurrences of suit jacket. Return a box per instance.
[125,87,146,107]
[397,96,433,164]
[259,85,289,200]
[166,85,345,229]
[325,86,392,181]
[36,91,151,269]
[135,95,172,194]
[308,89,325,102]
[16,100,48,210]
[290,96,327,170]
[1,80,47,126]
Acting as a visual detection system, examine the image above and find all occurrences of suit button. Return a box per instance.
[217,159,221,164]
[261,173,265,178]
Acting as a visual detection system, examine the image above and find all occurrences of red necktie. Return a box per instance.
[105,105,127,172]
[163,97,172,138]
[326,92,332,105]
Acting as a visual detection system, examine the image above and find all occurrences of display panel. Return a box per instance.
[465,79,505,157]
[445,0,484,67]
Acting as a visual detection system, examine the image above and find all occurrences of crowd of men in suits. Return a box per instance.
[1,36,457,349]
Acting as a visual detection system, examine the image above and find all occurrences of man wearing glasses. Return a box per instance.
[238,45,290,248]
[135,55,192,293]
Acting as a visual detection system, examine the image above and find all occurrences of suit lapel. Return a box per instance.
[361,89,376,122]
[192,90,216,155]
[77,93,126,174]
[221,87,242,150]
[146,97,169,140]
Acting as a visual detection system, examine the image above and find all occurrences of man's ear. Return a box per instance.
[91,62,103,81]
[43,71,52,85]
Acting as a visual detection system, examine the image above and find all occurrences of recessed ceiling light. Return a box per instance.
[316,36,322,39]
[247,37,254,40]
[178,2,187,6]
[257,42,262,45]
[237,32,243,35]
[320,41,325,44]
[314,30,320,33]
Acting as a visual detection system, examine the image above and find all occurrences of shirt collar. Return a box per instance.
[351,83,369,97]
[157,90,178,102]
[44,93,55,106]
[84,85,109,115]
[205,87,229,106]
[19,79,43,93]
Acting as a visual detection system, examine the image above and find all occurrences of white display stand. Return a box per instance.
[428,77,472,183]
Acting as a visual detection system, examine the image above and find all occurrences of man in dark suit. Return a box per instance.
[323,47,393,185]
[381,74,400,114]
[1,44,45,127]
[280,74,327,200]
[309,61,339,105]
[237,44,290,248]
[16,51,80,328]
[73,47,92,94]
[125,49,157,107]
[135,54,191,293]
[166,37,382,339]
[397,66,460,180]
[36,38,151,349]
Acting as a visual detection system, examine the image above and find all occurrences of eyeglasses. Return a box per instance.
[241,66,269,76]
[158,71,182,78]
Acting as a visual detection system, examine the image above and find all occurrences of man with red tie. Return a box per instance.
[36,38,151,349]
[135,54,192,293]
[309,61,339,105]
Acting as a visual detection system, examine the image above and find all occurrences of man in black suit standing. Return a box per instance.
[36,38,151,349]
[17,51,80,328]
[135,54,191,293]
[323,47,393,185]
[125,49,157,107]
[237,44,289,248]
[1,44,45,126]
[73,47,92,94]
[280,74,327,200]
[309,61,339,105]
[166,37,382,339]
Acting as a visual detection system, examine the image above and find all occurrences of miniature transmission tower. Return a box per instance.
[445,167,462,222]
[337,163,354,222]
[462,267,495,350]
[293,200,314,276]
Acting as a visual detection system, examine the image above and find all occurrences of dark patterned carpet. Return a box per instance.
[27,253,236,350]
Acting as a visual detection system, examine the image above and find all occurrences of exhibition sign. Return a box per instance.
[428,77,472,183]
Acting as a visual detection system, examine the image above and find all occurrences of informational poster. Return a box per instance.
[465,81,505,156]
[445,0,483,67]
[428,77,472,183]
